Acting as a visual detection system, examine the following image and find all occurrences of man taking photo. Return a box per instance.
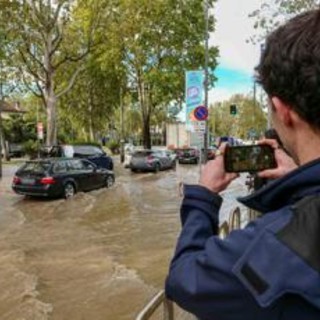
[166,9,320,320]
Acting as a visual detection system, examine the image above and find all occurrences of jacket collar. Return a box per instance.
[238,158,320,213]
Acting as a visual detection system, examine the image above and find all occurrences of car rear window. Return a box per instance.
[72,146,104,157]
[21,161,51,173]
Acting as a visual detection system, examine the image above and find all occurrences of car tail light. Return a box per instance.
[13,176,21,184]
[146,155,154,164]
[40,177,56,185]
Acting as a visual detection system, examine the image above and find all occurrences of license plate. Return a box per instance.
[21,178,35,185]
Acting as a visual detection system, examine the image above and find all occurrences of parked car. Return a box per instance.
[12,158,115,199]
[8,143,25,158]
[165,150,177,162]
[176,147,200,164]
[130,150,176,173]
[45,144,113,170]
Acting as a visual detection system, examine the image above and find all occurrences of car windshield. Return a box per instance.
[133,151,153,157]
[21,161,51,173]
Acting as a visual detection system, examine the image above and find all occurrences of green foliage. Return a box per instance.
[107,140,120,155]
[2,114,36,143]
[23,139,39,159]
[1,0,219,147]
[248,0,320,44]
[209,94,267,139]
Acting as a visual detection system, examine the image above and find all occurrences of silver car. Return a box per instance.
[130,150,176,173]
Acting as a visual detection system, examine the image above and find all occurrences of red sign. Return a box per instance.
[194,106,208,121]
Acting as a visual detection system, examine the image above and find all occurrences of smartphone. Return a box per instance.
[224,145,277,173]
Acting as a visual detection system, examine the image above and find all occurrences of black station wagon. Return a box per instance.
[12,158,115,199]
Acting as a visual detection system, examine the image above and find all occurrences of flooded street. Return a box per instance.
[0,160,247,320]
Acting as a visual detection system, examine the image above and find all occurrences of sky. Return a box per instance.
[209,0,264,103]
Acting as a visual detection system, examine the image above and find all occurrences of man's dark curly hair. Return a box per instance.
[257,9,320,129]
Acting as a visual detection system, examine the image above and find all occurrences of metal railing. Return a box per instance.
[134,206,244,320]
[136,291,174,320]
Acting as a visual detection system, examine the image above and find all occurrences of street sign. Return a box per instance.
[194,105,208,121]
[191,121,206,132]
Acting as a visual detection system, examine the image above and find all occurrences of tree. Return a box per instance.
[248,0,320,44]
[2,0,101,145]
[106,0,218,149]
[54,0,127,142]
[209,94,267,139]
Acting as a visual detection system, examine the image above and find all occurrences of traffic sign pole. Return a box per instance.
[203,0,209,164]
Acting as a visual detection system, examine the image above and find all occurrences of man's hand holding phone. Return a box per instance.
[199,143,239,194]
[257,138,297,179]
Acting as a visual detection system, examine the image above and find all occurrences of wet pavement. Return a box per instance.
[0,158,248,320]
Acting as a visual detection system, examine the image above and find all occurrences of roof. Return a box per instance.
[0,101,26,113]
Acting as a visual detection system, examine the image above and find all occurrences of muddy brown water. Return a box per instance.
[0,162,247,320]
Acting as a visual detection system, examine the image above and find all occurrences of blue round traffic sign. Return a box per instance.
[194,106,208,121]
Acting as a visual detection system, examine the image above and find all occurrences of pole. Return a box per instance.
[253,80,257,140]
[0,66,3,179]
[253,81,256,121]
[120,86,125,163]
[0,104,2,179]
[203,0,209,163]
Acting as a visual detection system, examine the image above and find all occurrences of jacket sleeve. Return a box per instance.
[165,184,271,320]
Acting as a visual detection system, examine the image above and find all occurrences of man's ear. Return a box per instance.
[271,97,293,127]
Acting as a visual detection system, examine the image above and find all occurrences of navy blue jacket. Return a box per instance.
[165,159,320,320]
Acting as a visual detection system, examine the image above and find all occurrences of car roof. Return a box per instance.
[26,157,86,163]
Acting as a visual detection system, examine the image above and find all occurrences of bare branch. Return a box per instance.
[56,66,85,99]
[19,68,43,101]
[18,48,45,83]
[22,41,47,77]
[51,25,63,56]
[53,48,90,70]
[52,1,66,27]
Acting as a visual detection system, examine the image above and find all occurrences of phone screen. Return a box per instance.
[224,145,276,173]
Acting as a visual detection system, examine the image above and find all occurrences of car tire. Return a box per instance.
[131,168,137,173]
[64,182,76,199]
[154,163,161,173]
[194,158,199,164]
[105,175,115,188]
[171,161,177,170]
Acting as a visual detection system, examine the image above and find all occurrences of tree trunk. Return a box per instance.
[44,32,57,146]
[137,79,152,149]
[88,97,94,141]
[46,92,57,146]
[142,115,151,149]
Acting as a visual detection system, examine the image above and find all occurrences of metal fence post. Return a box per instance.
[163,298,174,320]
